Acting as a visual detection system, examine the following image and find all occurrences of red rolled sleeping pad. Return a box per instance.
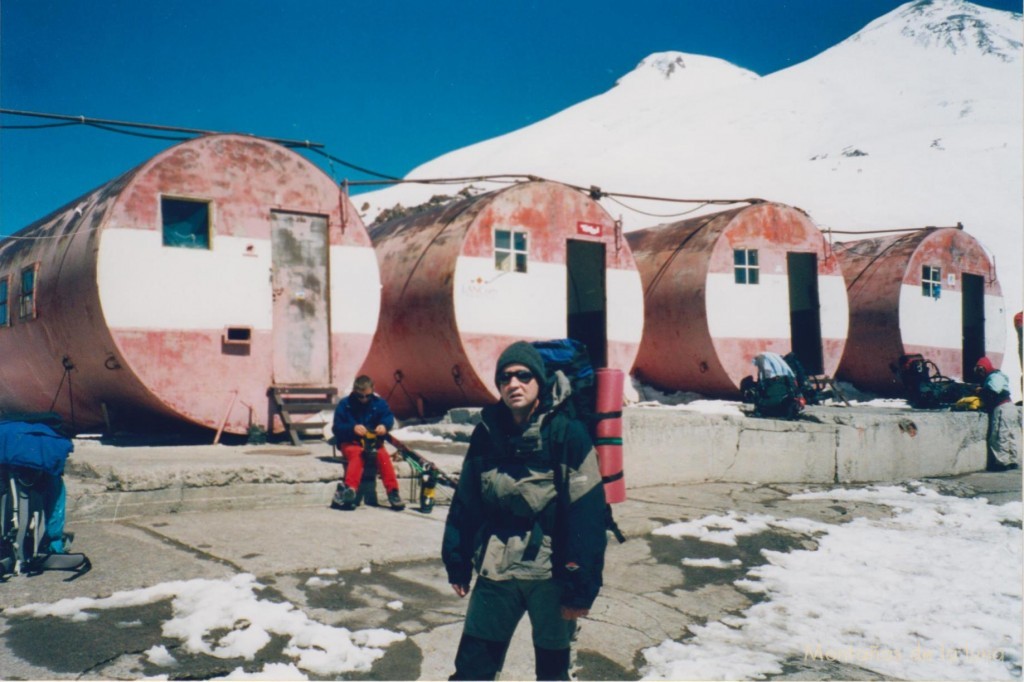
[593,368,626,503]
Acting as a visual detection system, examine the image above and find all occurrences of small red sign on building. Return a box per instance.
[577,221,603,237]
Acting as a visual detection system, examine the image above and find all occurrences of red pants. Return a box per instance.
[340,442,399,492]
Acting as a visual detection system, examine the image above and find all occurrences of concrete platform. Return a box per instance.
[623,404,996,486]
[58,405,1015,522]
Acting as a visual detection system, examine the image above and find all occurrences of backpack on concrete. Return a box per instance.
[895,354,974,409]
[751,353,804,420]
[782,352,822,405]
[0,421,90,580]
[755,376,803,419]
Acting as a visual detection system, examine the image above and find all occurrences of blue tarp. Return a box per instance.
[0,421,73,477]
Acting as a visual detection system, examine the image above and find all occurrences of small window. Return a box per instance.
[734,249,759,285]
[223,326,252,345]
[495,229,528,273]
[0,276,9,327]
[162,197,211,249]
[922,265,941,298]
[19,264,38,320]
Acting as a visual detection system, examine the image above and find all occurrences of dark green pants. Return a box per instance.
[451,577,575,680]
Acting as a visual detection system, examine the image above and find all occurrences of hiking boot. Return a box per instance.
[387,489,406,511]
[332,483,357,510]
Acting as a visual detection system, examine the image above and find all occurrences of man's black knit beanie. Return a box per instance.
[494,341,548,391]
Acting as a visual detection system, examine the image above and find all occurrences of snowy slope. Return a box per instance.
[359,0,1023,391]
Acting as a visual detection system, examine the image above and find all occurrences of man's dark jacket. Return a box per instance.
[441,373,607,609]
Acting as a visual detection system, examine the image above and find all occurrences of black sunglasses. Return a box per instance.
[498,370,535,385]
[351,392,372,402]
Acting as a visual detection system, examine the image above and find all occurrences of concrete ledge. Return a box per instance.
[61,406,1012,521]
[70,480,338,522]
[622,405,1000,485]
[805,408,990,481]
[63,441,463,522]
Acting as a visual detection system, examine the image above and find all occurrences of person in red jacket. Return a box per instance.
[1015,311,1022,371]
[331,375,404,510]
[973,357,1019,472]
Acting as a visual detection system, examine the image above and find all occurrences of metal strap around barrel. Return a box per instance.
[602,471,624,484]
[593,410,622,421]
[594,437,622,446]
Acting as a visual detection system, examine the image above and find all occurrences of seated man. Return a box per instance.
[332,376,405,510]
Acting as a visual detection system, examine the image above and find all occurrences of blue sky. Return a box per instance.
[1,0,1020,235]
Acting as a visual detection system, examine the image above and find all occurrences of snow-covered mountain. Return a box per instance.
[359,0,1023,389]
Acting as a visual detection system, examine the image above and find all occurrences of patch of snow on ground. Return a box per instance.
[633,399,747,416]
[642,484,1023,680]
[681,557,742,569]
[145,645,177,667]
[851,398,913,409]
[391,427,454,443]
[7,573,406,677]
[654,511,827,546]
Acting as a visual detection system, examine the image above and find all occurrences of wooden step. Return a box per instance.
[271,386,338,446]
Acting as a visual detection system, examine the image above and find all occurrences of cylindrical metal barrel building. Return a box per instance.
[626,202,849,396]
[835,226,1004,393]
[360,180,644,417]
[0,134,380,434]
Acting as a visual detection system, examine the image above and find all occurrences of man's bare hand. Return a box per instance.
[560,606,589,620]
[451,584,469,598]
[354,425,368,437]
[374,425,388,436]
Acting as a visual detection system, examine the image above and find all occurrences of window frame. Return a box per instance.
[19,262,39,321]
[0,275,9,327]
[733,248,760,285]
[922,265,941,298]
[161,195,213,250]
[494,228,529,274]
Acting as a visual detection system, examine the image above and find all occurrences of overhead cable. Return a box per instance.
[0,108,325,150]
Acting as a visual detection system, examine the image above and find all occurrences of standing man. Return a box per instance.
[442,341,607,680]
[974,357,1020,472]
[332,375,404,510]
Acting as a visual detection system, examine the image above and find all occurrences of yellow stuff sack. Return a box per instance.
[952,395,982,411]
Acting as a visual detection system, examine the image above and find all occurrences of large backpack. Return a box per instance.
[530,339,625,543]
[782,352,821,405]
[530,339,596,428]
[895,354,974,409]
[0,421,90,580]
[749,353,804,420]
[755,376,803,419]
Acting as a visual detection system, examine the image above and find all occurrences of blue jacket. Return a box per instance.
[332,393,395,443]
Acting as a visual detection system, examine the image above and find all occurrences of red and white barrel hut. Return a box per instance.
[834,226,1004,393]
[360,180,644,418]
[626,202,849,396]
[0,134,380,435]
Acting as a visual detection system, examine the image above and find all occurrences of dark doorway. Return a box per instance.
[567,240,607,368]
[787,252,824,375]
[962,273,985,378]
